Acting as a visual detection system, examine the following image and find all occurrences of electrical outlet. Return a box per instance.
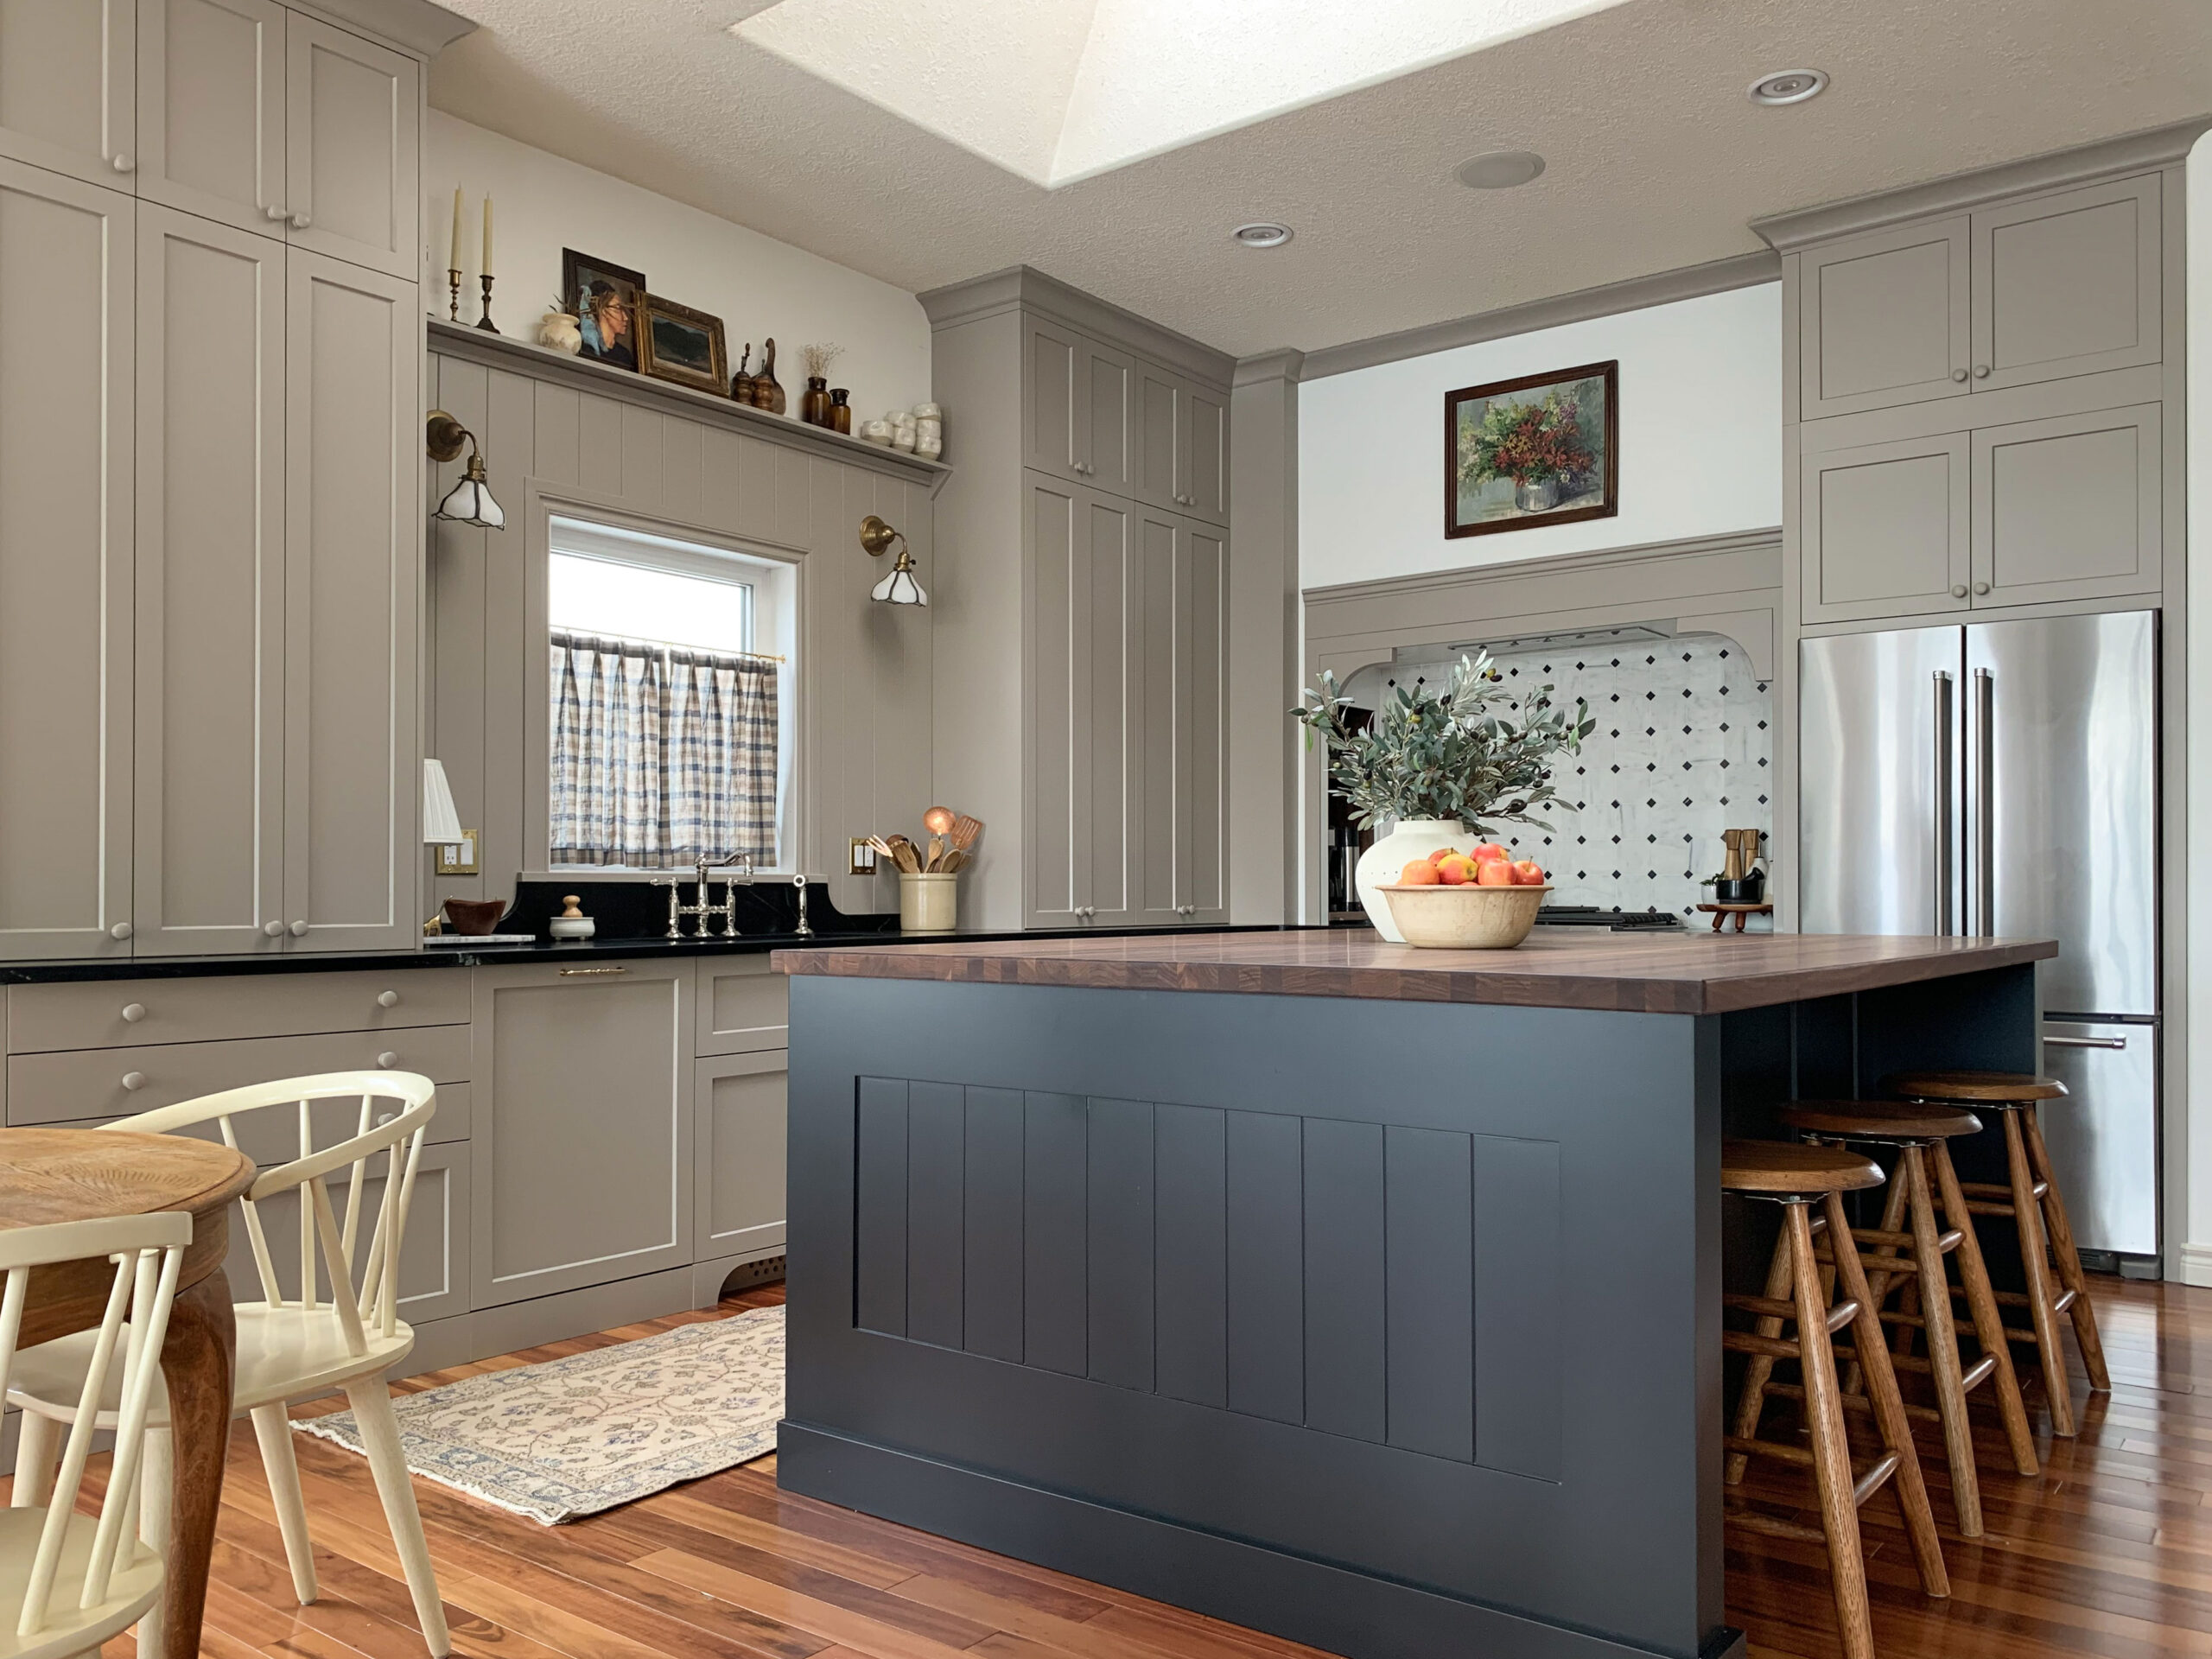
[435,830,480,875]
[849,836,877,876]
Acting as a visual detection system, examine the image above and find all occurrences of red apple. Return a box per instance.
[1470,842,1510,864]
[1397,859,1441,886]
[1510,860,1545,887]
[1427,846,1457,866]
[1436,854,1478,886]
[1475,857,1516,887]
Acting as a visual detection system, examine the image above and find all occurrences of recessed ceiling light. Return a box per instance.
[1747,68,1827,106]
[1232,222,1294,249]
[1455,149,1546,190]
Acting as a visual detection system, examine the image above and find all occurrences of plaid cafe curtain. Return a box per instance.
[550,630,779,867]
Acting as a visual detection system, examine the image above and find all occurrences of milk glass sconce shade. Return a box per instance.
[860,513,926,606]
[423,760,465,844]
[426,410,505,529]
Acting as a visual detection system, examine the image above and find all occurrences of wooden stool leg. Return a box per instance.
[1843,1170,1914,1398]
[1727,1224,1796,1484]
[2002,1109,2075,1438]
[1930,1141,2038,1475]
[1825,1193,1949,1599]
[1788,1203,1878,1659]
[2021,1103,2111,1394]
[1901,1146,1981,1537]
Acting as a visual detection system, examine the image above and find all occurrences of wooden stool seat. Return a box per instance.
[1891,1071,2108,1435]
[1887,1069,2067,1105]
[1722,1141,1884,1195]
[1781,1100,1984,1141]
[1723,1141,1948,1659]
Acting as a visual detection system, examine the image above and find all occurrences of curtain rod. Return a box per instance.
[551,626,785,664]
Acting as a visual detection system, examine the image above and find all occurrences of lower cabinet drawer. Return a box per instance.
[5,1025,472,1127]
[696,959,790,1055]
[7,969,471,1053]
[695,1051,786,1261]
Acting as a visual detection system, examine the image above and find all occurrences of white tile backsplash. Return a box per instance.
[1349,633,1772,917]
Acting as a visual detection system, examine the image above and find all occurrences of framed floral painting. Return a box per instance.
[1446,360,1618,538]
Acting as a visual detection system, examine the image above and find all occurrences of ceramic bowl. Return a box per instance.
[549,916,595,939]
[1377,882,1550,950]
[442,897,509,937]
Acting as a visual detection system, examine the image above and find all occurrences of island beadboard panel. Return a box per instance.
[425,339,937,922]
[1347,632,1772,916]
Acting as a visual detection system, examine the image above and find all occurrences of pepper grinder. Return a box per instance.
[792,874,813,938]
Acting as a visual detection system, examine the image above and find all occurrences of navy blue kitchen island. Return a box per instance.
[772,929,2056,1659]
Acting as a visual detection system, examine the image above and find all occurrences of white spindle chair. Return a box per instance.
[0,1209,188,1659]
[6,1073,448,1659]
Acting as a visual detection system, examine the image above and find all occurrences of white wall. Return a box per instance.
[424,111,932,419]
[2182,132,2212,1284]
[1297,283,1783,591]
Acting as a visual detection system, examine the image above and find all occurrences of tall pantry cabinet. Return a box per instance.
[922,268,1234,931]
[0,0,449,958]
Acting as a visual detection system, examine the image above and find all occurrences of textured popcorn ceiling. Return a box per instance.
[733,0,1629,188]
[429,0,2212,357]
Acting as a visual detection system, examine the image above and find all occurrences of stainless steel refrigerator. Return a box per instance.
[1800,610,2159,1263]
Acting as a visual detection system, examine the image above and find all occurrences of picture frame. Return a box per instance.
[1445,359,1618,539]
[635,294,730,395]
[561,249,646,372]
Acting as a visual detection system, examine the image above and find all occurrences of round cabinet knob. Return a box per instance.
[1951,584,1969,598]
[1974,581,1991,595]
[120,1002,146,1023]
[1951,368,1970,383]
[377,990,400,1008]
[289,920,308,937]
[264,205,286,221]
[111,153,132,174]
[1973,364,1991,378]
[121,1071,146,1091]
[376,1051,399,1069]
[289,212,309,230]
[263,919,285,938]
[109,921,132,940]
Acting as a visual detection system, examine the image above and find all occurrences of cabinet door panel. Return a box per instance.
[0,161,133,958]
[1181,385,1228,524]
[1972,403,2160,607]
[1136,512,1179,924]
[1800,432,1970,624]
[1027,478,1084,925]
[1084,494,1135,925]
[1972,175,2161,392]
[284,14,415,279]
[283,251,417,950]
[0,0,134,186]
[139,0,284,236]
[695,957,789,1055]
[473,962,694,1307]
[1182,523,1227,920]
[1083,337,1135,493]
[1137,366,1178,510]
[695,1050,785,1261]
[1799,218,1970,421]
[1025,321,1080,479]
[134,203,284,954]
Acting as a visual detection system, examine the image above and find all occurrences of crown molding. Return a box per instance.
[297,0,473,55]
[1751,117,2212,251]
[1303,526,1783,609]
[1299,251,1779,382]
[1233,349,1306,389]
[918,265,1236,389]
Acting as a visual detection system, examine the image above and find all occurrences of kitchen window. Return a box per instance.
[546,518,793,869]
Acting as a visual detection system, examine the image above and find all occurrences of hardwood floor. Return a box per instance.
[60,1276,2212,1659]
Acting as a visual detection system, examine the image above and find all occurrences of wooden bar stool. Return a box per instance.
[1774,1101,2040,1537]
[1888,1070,2110,1438]
[1722,1141,1948,1659]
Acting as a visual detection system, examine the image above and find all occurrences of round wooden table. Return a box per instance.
[0,1126,255,1659]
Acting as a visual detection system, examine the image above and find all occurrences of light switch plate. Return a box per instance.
[435,830,480,875]
[849,836,877,876]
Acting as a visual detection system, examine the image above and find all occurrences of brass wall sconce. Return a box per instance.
[861,514,927,606]
[426,410,505,529]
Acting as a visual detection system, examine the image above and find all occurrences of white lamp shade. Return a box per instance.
[870,565,927,606]
[423,759,465,844]
[435,474,505,529]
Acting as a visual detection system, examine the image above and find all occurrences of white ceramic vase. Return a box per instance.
[1352,817,1466,943]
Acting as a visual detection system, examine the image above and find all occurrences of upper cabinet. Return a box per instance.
[283,14,416,278]
[1135,365,1229,525]
[1027,319,1135,494]
[138,0,286,237]
[1796,174,2163,424]
[0,0,137,188]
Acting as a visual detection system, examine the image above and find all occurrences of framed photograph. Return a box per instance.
[561,248,645,372]
[1446,359,1618,538]
[636,293,729,395]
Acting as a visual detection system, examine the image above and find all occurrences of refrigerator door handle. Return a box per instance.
[2044,1033,2128,1050]
[1932,670,1955,935]
[1972,667,1994,937]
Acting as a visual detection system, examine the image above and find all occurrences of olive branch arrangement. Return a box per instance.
[1292,652,1593,834]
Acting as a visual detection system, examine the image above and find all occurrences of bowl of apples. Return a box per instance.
[1376,843,1550,950]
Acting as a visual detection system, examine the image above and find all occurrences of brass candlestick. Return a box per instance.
[475,272,498,334]
[447,268,461,322]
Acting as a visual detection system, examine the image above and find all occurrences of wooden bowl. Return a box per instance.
[441,898,509,938]
[1377,882,1550,950]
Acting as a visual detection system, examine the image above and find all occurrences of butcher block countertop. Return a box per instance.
[774,928,2057,1014]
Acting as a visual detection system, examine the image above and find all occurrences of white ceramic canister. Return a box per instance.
[1351,818,1468,943]
[899,872,957,932]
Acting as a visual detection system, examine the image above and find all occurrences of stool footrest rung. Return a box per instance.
[1961,1178,2048,1202]
[1764,1380,1940,1424]
[1961,1352,1999,1392]
[1852,1450,1902,1509]
[1724,1292,1860,1334]
[1726,1509,1828,1545]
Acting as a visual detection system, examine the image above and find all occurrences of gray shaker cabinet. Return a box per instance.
[137,0,288,238]
[1971,175,2162,393]
[1796,217,1971,423]
[0,0,136,189]
[1135,510,1228,924]
[133,202,287,956]
[0,161,136,960]
[1970,402,2162,608]
[471,960,696,1309]
[694,1051,786,1262]
[1136,367,1230,525]
[283,13,417,280]
[1799,431,1971,625]
[1027,318,1136,495]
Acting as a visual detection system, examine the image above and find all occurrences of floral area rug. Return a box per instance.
[297,1305,783,1523]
